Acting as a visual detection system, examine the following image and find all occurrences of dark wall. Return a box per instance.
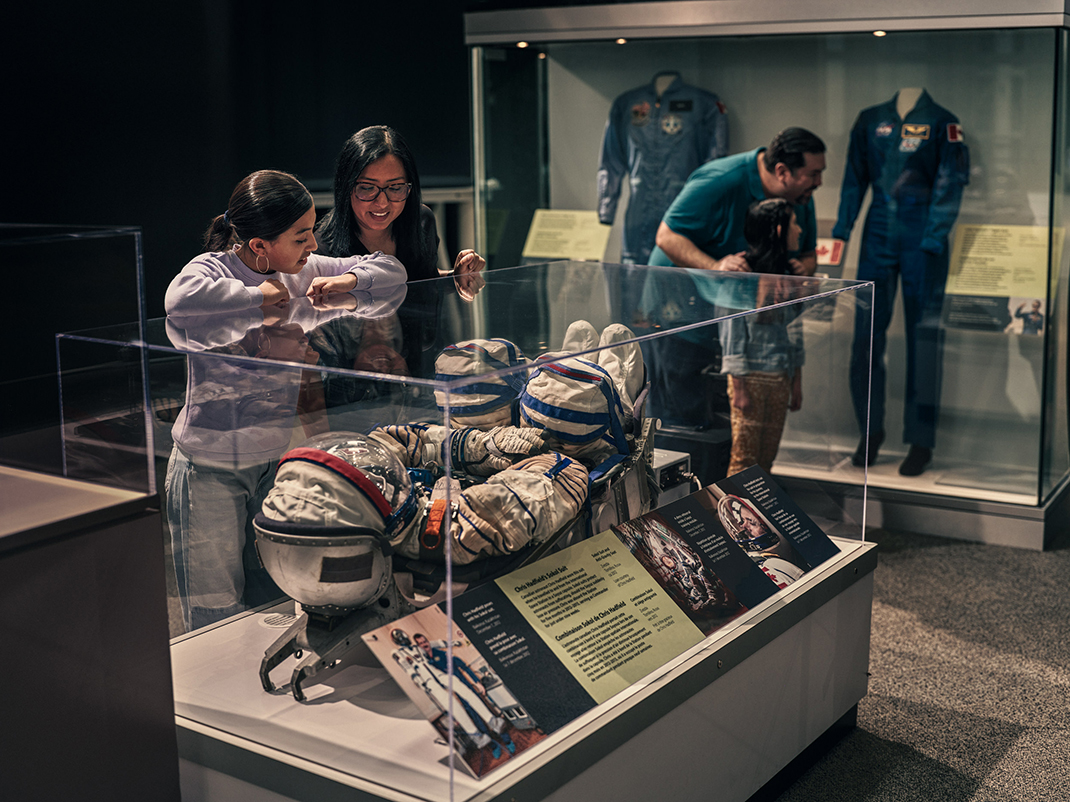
[4,1,473,319]
[1,1,473,465]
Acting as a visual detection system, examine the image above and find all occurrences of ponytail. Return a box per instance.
[204,213,238,252]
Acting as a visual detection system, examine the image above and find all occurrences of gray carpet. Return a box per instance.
[774,527,1070,802]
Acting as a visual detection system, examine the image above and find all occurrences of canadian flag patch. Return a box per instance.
[947,123,964,143]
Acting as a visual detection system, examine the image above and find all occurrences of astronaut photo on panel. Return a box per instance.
[597,70,729,324]
[833,88,970,477]
[714,493,809,589]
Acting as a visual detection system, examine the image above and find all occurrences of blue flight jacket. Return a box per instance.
[833,90,969,255]
[597,71,729,264]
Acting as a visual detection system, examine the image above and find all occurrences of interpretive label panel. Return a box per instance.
[522,209,613,261]
[498,532,704,704]
[943,224,1059,333]
[364,466,840,778]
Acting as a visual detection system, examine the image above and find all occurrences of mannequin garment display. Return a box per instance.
[597,70,728,322]
[833,88,969,475]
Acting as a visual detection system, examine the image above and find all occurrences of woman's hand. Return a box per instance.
[454,269,485,301]
[453,249,485,275]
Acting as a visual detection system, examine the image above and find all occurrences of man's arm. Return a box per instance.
[655,222,749,271]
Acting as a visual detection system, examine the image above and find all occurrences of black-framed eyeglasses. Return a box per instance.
[353,182,412,202]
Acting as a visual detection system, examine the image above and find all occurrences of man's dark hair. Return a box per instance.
[763,127,826,172]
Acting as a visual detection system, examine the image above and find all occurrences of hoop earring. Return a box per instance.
[255,253,271,274]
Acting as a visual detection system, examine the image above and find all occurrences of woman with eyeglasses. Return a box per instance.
[317,125,485,282]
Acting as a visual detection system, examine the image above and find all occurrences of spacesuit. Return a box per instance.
[833,90,969,464]
[597,71,728,322]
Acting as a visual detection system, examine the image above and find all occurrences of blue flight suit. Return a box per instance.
[833,90,969,449]
[598,71,728,325]
[598,72,729,265]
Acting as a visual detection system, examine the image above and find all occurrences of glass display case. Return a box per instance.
[1,225,178,802]
[465,1,1070,549]
[58,261,874,801]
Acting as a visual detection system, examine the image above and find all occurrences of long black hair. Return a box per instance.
[316,125,434,275]
[203,170,312,252]
[743,198,794,275]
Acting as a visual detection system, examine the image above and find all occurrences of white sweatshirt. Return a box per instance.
[164,249,406,316]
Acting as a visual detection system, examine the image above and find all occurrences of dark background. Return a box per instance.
[1,0,479,464]
[3,1,476,319]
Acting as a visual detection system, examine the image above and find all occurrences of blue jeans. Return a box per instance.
[166,445,283,631]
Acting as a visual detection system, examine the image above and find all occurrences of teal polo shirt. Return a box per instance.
[648,147,817,266]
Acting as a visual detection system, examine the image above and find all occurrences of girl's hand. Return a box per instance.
[730,375,752,414]
[259,279,289,308]
[306,273,358,300]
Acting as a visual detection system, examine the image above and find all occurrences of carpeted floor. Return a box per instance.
[774,527,1070,802]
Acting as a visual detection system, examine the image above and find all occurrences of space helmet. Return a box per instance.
[253,432,421,615]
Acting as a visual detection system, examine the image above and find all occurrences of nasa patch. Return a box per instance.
[875,122,894,137]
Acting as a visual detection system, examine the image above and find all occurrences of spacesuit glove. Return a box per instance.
[443,425,549,476]
[368,424,434,468]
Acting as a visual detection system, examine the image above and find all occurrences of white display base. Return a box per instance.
[175,538,876,802]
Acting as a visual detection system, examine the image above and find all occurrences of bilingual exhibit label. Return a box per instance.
[946,224,1059,298]
[942,224,1059,332]
[498,531,704,704]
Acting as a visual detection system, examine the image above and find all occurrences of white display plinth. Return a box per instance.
[175,538,876,802]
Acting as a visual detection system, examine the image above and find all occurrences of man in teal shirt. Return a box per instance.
[641,128,826,435]
[649,127,826,273]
